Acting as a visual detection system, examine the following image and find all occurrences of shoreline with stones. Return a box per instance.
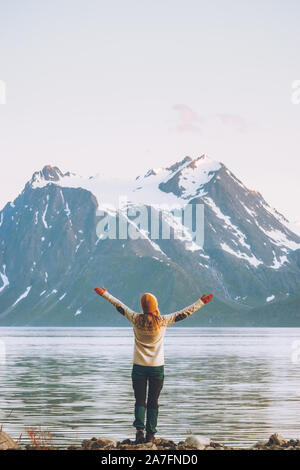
[1,430,300,451]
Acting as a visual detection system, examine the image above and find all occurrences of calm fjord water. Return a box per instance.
[0,327,299,448]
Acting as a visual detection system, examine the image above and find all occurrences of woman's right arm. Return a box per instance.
[94,287,138,323]
[162,294,213,326]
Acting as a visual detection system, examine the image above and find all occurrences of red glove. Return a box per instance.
[94,286,106,296]
[201,293,213,304]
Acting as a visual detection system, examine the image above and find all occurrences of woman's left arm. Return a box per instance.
[162,294,213,326]
[94,287,138,323]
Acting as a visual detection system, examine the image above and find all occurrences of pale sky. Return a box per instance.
[0,0,299,220]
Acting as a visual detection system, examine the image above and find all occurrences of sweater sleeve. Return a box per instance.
[101,290,138,323]
[162,298,204,326]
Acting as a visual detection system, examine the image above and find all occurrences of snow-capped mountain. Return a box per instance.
[0,155,299,326]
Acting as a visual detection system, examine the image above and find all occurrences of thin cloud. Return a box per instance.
[217,113,247,133]
[172,106,247,134]
[173,104,202,133]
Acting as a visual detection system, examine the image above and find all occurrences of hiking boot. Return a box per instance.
[135,429,145,444]
[145,432,155,442]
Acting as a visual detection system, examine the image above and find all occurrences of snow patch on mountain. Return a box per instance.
[32,169,127,208]
[64,202,71,217]
[123,211,167,256]
[12,286,32,306]
[260,227,300,251]
[60,189,65,204]
[162,210,203,251]
[240,201,257,218]
[270,253,288,269]
[42,204,49,228]
[220,242,262,267]
[46,289,57,298]
[178,156,221,199]
[146,238,165,255]
[75,239,84,253]
[0,265,9,293]
[31,157,221,209]
[133,171,183,207]
[261,202,300,239]
[205,197,250,250]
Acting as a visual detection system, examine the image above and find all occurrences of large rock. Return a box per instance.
[268,433,287,446]
[81,437,117,449]
[185,435,211,450]
[0,431,20,450]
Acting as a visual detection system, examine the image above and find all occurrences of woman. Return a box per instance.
[94,286,213,443]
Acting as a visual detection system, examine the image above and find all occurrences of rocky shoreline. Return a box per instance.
[1,431,300,451]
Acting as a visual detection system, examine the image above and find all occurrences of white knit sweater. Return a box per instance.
[101,291,204,367]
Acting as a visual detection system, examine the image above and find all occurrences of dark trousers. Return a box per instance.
[131,364,164,434]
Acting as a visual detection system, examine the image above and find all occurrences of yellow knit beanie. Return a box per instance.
[140,293,159,315]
